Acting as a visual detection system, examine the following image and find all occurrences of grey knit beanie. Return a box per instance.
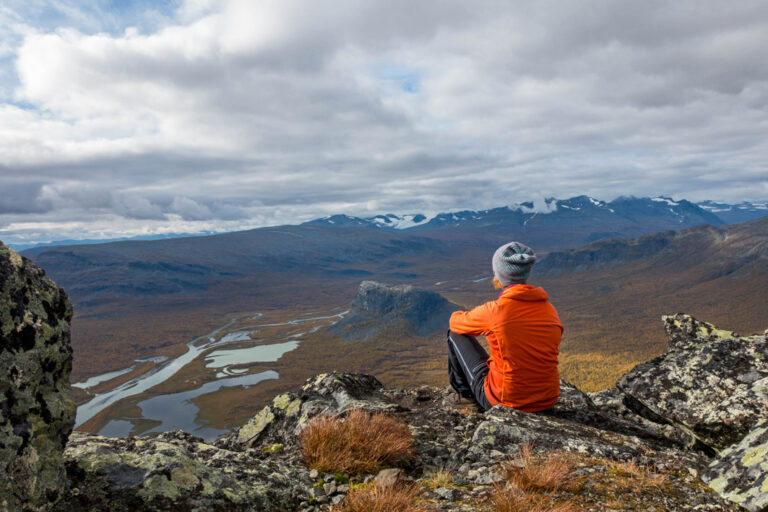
[492,242,536,286]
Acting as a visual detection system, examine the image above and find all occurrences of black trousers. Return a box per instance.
[447,331,493,411]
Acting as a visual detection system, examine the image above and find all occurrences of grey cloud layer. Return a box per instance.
[0,0,767,243]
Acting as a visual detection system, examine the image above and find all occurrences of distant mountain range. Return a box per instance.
[303,196,768,251]
[19,195,768,307]
[305,196,766,232]
[9,196,766,252]
[696,200,768,224]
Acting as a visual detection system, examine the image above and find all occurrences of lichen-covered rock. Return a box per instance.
[703,419,768,512]
[588,386,691,448]
[0,242,75,511]
[466,404,707,469]
[54,431,308,512]
[617,314,768,451]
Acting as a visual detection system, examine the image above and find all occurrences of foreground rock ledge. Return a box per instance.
[0,242,75,512]
[54,315,765,512]
[57,371,748,511]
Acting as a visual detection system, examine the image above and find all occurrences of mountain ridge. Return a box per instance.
[304,195,750,232]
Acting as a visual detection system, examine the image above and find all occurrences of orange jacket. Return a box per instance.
[449,284,563,412]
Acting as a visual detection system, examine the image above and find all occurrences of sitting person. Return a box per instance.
[447,241,563,412]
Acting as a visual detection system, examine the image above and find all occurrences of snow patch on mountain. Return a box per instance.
[370,213,431,229]
[651,196,681,206]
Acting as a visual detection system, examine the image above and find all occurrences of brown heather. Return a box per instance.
[505,442,580,493]
[299,409,414,474]
[490,490,579,512]
[490,443,580,512]
[331,483,429,512]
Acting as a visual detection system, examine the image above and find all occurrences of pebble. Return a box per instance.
[435,487,459,501]
[375,468,403,488]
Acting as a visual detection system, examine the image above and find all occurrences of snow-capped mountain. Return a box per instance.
[305,195,731,232]
[302,195,762,250]
[697,200,768,224]
[368,213,430,230]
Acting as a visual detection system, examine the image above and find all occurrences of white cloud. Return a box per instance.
[1,0,767,244]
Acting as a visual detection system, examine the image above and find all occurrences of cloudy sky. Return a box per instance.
[1,0,767,245]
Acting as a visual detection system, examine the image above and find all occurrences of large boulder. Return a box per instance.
[54,431,308,512]
[617,314,768,452]
[0,243,75,511]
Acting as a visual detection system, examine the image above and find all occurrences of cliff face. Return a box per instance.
[0,242,74,511]
[2,252,766,511]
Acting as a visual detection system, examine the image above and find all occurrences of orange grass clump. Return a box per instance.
[299,409,414,474]
[506,442,580,493]
[490,442,580,512]
[490,489,578,512]
[331,483,429,512]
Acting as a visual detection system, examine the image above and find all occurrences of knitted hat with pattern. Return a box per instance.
[492,242,536,286]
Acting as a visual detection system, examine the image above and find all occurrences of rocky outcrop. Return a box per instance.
[0,243,74,511]
[328,281,461,340]
[56,372,740,511]
[617,314,768,452]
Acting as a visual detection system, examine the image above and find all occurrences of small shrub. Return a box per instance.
[299,409,414,474]
[331,483,429,512]
[505,442,579,493]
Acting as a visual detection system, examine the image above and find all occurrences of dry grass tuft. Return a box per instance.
[505,442,580,493]
[490,443,580,512]
[331,483,429,512]
[299,409,414,474]
[423,468,455,490]
[490,486,578,512]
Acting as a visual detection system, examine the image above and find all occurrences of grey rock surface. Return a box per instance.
[467,404,707,468]
[617,314,768,452]
[54,430,307,512]
[0,242,74,511]
[703,419,768,512]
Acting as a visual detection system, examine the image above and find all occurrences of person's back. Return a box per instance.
[446,241,563,412]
